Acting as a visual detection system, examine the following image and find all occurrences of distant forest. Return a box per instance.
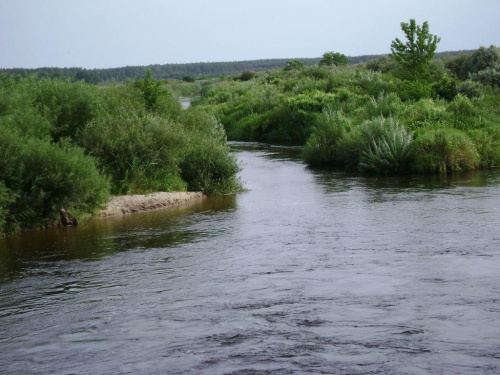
[1,51,474,83]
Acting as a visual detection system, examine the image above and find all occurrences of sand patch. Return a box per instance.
[98,192,206,217]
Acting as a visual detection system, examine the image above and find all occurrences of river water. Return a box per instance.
[1,143,499,374]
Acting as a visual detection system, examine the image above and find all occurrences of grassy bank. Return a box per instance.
[0,72,240,236]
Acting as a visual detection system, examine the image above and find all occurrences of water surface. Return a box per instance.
[1,143,499,374]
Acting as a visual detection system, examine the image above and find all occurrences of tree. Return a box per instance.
[391,19,440,80]
[239,70,255,81]
[319,52,348,67]
[284,59,304,71]
[134,69,168,108]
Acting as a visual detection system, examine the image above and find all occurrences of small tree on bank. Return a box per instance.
[391,19,440,80]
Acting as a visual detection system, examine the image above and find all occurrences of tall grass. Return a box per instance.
[359,117,413,173]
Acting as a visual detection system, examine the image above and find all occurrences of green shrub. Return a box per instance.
[447,94,480,130]
[179,138,240,195]
[33,78,105,141]
[398,79,433,101]
[239,70,256,81]
[470,64,500,88]
[335,128,364,170]
[468,126,500,167]
[411,128,480,172]
[134,69,169,108]
[152,93,183,120]
[358,117,413,173]
[0,182,16,235]
[400,99,449,130]
[448,94,477,117]
[300,66,331,80]
[456,80,484,99]
[79,114,188,194]
[365,92,403,118]
[303,109,350,166]
[432,75,458,101]
[0,130,109,232]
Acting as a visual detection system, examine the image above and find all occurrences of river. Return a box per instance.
[1,143,499,374]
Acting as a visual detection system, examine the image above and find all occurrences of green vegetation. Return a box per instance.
[194,20,499,175]
[390,19,440,80]
[319,52,348,67]
[2,19,498,236]
[2,52,471,84]
[0,71,240,236]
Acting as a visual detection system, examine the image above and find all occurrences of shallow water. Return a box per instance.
[1,143,500,374]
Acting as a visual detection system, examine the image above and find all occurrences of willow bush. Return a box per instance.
[0,130,109,233]
[0,73,241,235]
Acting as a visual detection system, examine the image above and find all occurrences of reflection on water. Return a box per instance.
[1,143,499,375]
[0,195,236,283]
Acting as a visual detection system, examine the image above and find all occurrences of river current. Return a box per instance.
[1,143,499,374]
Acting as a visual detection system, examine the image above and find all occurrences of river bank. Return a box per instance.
[97,191,206,218]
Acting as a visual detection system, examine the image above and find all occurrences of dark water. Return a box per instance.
[1,143,500,375]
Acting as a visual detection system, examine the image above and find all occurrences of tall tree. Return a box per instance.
[390,19,440,80]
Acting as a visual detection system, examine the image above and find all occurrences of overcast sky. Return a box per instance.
[1,0,499,69]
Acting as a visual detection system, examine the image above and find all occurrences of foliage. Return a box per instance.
[239,70,256,81]
[411,128,480,172]
[319,52,348,67]
[180,138,241,196]
[390,19,440,80]
[468,126,500,167]
[0,74,240,235]
[284,59,305,71]
[0,130,109,232]
[0,182,16,235]
[456,80,484,99]
[445,46,500,87]
[78,115,188,194]
[358,118,413,173]
[303,108,350,166]
[465,46,500,76]
[31,78,105,141]
[192,19,499,175]
[469,63,500,87]
[134,69,170,108]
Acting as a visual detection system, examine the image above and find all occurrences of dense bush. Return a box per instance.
[0,73,240,235]
[0,130,109,232]
[78,115,188,194]
[411,128,480,172]
[303,109,350,166]
[180,138,240,195]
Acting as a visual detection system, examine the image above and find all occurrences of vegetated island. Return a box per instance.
[194,19,500,174]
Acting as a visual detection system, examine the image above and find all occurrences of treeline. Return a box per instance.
[194,21,499,174]
[1,51,472,84]
[0,71,240,236]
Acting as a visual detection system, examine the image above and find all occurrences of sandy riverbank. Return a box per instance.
[97,192,206,218]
